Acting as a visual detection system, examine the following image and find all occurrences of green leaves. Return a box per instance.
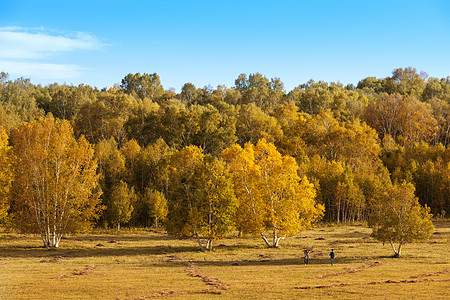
[121,73,164,100]
[166,146,237,249]
[109,180,135,230]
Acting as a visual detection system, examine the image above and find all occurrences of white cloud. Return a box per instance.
[0,27,103,82]
[0,60,83,80]
[0,27,102,59]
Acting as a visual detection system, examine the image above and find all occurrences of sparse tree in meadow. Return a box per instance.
[368,182,434,257]
[166,146,237,250]
[10,116,102,247]
[195,156,237,250]
[222,139,324,248]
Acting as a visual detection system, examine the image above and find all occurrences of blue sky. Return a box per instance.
[1,0,450,92]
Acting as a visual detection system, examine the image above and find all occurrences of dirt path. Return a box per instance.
[317,261,382,278]
[120,254,230,299]
[122,290,175,299]
[296,269,450,290]
[165,254,230,292]
[185,261,230,290]
[53,265,97,279]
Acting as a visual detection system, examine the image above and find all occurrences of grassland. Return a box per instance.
[1,221,449,299]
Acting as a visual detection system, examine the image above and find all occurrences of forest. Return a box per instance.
[0,67,447,251]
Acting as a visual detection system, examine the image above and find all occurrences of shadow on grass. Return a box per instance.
[432,219,450,229]
[0,244,200,259]
[0,242,385,267]
[63,231,175,242]
[0,234,264,259]
[172,255,383,268]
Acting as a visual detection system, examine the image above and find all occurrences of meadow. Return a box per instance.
[1,221,449,299]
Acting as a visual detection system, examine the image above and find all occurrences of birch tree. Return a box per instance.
[109,180,135,231]
[166,146,236,250]
[144,188,168,229]
[222,139,324,248]
[10,116,102,247]
[369,182,434,257]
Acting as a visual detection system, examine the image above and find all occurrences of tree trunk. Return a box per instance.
[273,235,285,248]
[52,226,57,247]
[397,241,403,257]
[117,222,121,232]
[260,231,273,247]
[390,239,403,257]
[54,235,61,248]
[41,233,49,248]
[206,239,213,251]
[337,198,341,223]
[194,230,203,251]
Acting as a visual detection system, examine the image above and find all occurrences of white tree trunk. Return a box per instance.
[390,239,403,257]
[397,241,403,257]
[260,231,273,247]
[194,229,203,251]
[54,236,61,248]
[273,235,285,248]
[206,239,213,250]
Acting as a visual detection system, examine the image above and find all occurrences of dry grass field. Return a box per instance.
[1,221,449,299]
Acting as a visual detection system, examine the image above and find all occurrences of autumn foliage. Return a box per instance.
[222,139,323,247]
[9,117,101,247]
[0,67,445,251]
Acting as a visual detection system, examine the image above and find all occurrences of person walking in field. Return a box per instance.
[330,249,335,266]
[304,250,309,265]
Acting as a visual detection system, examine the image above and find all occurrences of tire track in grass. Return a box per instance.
[53,265,97,279]
[296,269,450,290]
[121,290,175,299]
[165,254,229,291]
[317,261,382,278]
[185,261,230,291]
[122,254,229,299]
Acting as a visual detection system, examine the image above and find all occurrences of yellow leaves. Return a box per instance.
[0,128,12,222]
[95,138,126,179]
[10,116,101,245]
[122,139,141,162]
[144,188,168,227]
[369,182,434,247]
[110,180,135,229]
[168,145,203,182]
[364,93,438,147]
[222,139,323,243]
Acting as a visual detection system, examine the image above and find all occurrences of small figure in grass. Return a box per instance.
[304,250,309,265]
[329,249,335,266]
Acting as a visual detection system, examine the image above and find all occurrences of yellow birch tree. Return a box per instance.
[369,182,434,257]
[10,116,102,247]
[222,139,323,247]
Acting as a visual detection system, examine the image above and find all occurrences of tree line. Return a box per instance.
[0,67,443,254]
